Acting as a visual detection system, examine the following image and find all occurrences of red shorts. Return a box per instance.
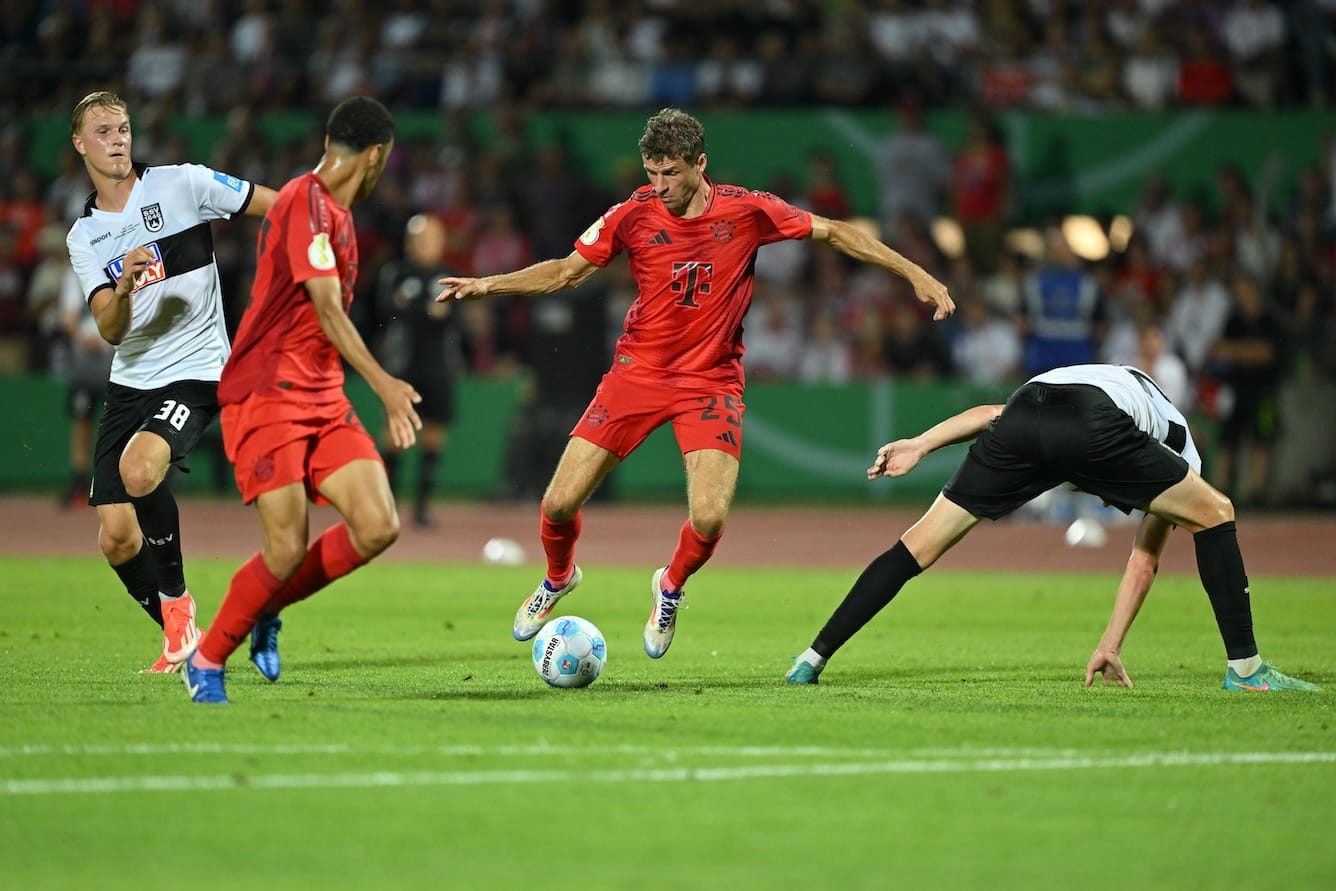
[221,393,381,505]
[572,366,745,459]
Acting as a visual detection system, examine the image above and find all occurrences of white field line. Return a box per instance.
[0,743,1083,759]
[4,751,1334,797]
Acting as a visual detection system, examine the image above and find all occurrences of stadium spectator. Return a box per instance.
[58,266,113,508]
[797,310,854,385]
[743,284,804,382]
[23,223,69,373]
[1165,256,1232,376]
[874,99,952,233]
[1177,24,1235,106]
[1220,0,1288,108]
[951,111,1011,274]
[185,96,417,704]
[0,224,26,338]
[436,107,954,660]
[1122,25,1180,110]
[1018,227,1105,375]
[64,91,277,673]
[785,363,1320,693]
[950,296,1022,385]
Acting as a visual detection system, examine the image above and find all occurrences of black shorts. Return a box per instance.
[943,382,1191,520]
[90,380,221,505]
[404,369,455,426]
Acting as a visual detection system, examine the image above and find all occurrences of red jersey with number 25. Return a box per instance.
[219,173,358,406]
[575,179,812,386]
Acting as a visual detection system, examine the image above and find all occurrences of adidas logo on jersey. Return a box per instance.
[648,229,673,245]
[715,430,737,447]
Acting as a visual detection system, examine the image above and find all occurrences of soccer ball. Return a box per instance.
[532,616,607,688]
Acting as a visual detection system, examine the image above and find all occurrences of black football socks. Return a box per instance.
[112,542,163,626]
[1193,521,1258,660]
[812,540,923,660]
[130,485,187,598]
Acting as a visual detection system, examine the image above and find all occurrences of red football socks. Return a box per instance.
[195,524,369,667]
[263,523,367,614]
[664,520,721,593]
[540,503,581,587]
[196,553,285,665]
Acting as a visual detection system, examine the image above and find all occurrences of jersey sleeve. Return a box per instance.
[282,181,340,286]
[572,201,627,267]
[748,191,812,246]
[65,229,114,305]
[184,162,255,221]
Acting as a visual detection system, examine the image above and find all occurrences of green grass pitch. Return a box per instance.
[1,555,1332,890]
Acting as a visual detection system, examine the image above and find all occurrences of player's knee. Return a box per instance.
[98,526,140,564]
[1203,492,1235,528]
[690,509,728,539]
[118,457,163,499]
[541,492,580,523]
[355,512,400,557]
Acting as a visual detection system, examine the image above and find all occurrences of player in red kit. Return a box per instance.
[184,97,420,703]
[438,108,955,659]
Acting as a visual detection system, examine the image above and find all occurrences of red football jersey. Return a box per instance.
[219,173,358,405]
[575,179,812,385]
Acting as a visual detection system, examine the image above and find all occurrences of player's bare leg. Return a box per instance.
[318,458,401,561]
[514,438,620,641]
[1145,468,1232,533]
[542,436,621,522]
[644,449,739,658]
[1147,469,1318,691]
[900,494,982,569]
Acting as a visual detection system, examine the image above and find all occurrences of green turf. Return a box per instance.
[1,555,1332,890]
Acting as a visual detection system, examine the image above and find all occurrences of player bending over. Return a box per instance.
[786,363,1320,692]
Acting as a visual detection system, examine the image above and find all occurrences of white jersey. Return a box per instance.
[66,163,254,388]
[1031,364,1202,473]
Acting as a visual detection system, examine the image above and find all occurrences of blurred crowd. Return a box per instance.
[1,0,1335,507]
[5,0,1336,113]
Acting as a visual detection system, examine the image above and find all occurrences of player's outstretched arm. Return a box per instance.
[307,276,422,449]
[1085,513,1175,688]
[436,250,599,303]
[808,215,955,320]
[868,404,1003,479]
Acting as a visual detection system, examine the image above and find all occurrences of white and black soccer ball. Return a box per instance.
[532,616,606,688]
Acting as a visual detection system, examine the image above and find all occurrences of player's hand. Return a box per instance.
[1085,648,1133,688]
[912,274,955,321]
[868,439,925,479]
[115,246,155,296]
[377,377,423,450]
[436,276,487,302]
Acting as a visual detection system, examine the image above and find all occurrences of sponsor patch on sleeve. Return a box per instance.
[212,170,244,192]
[578,217,606,246]
[307,232,337,271]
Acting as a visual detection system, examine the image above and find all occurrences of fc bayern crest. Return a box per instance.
[141,203,164,232]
